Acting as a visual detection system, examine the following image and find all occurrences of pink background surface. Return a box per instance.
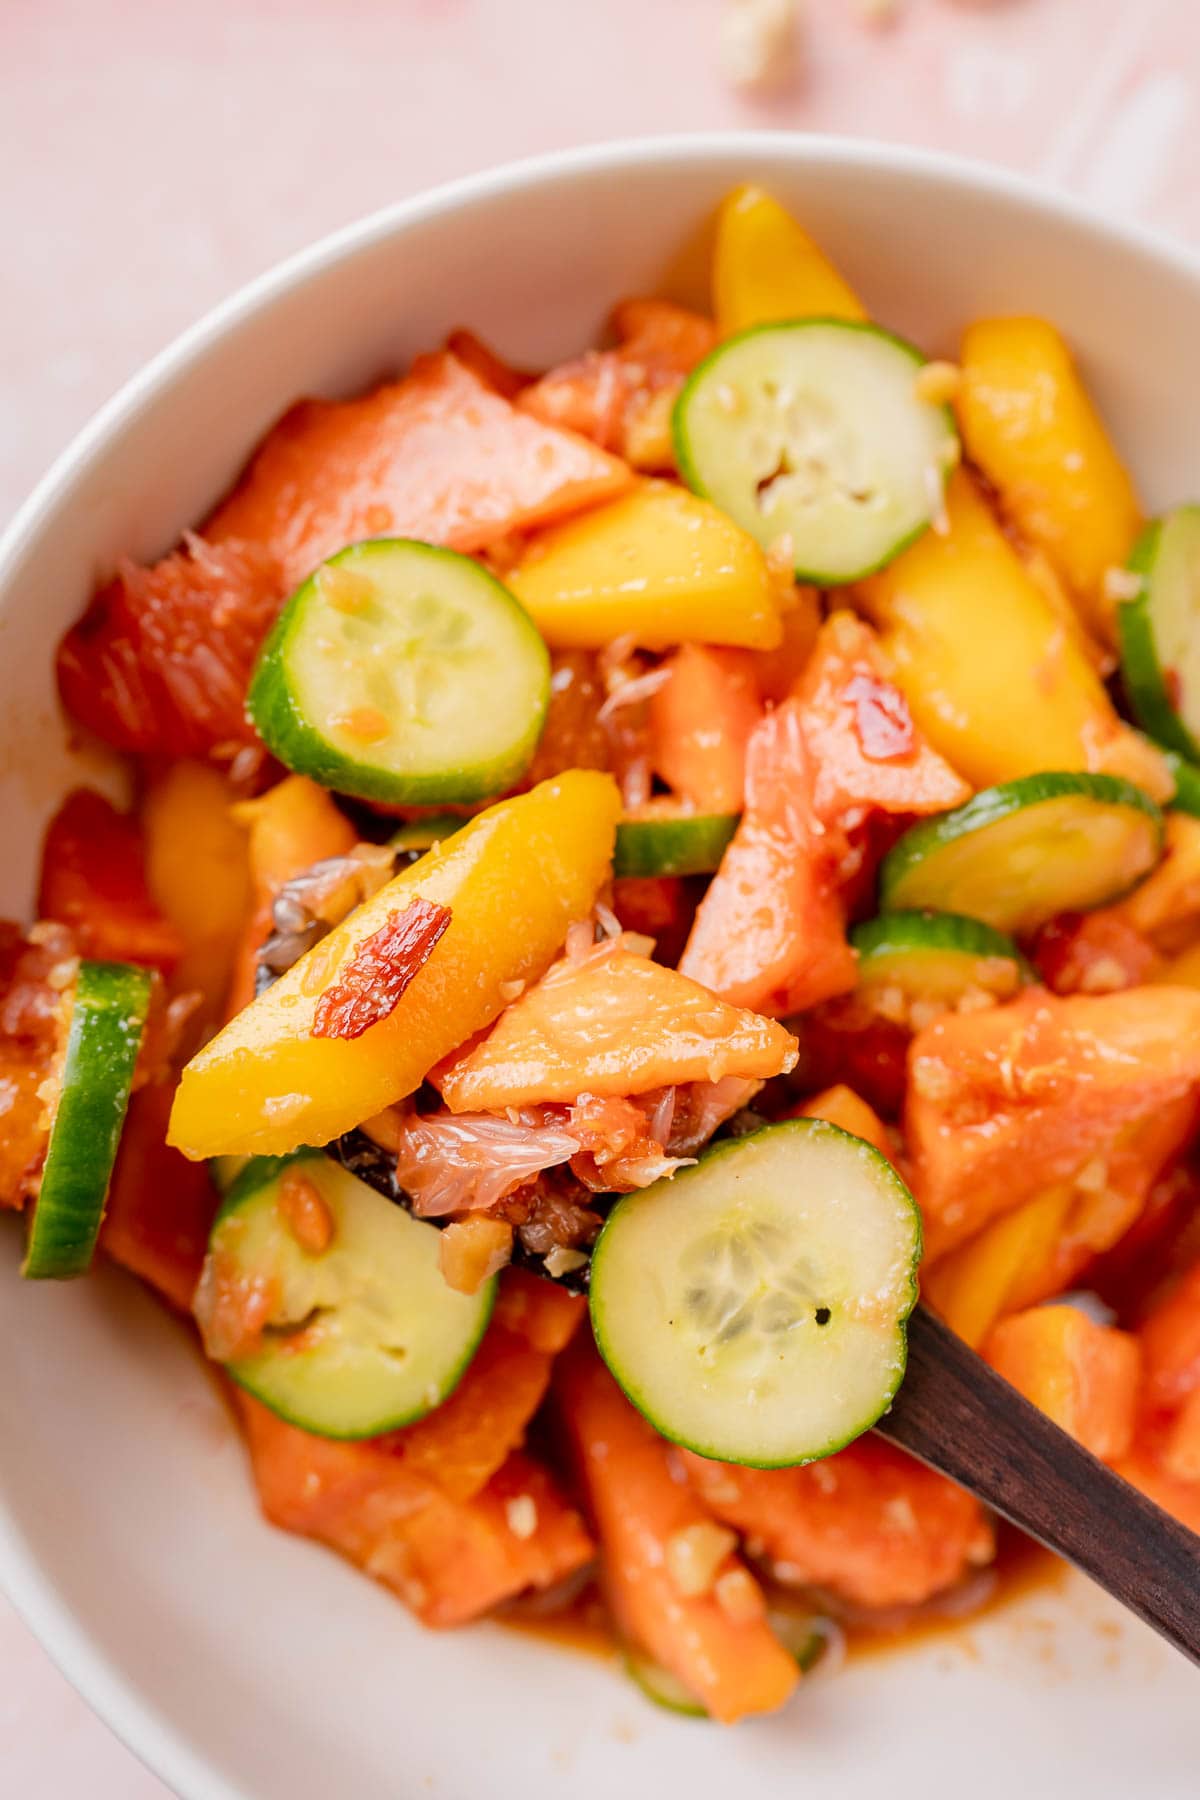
[3,0,1198,1792]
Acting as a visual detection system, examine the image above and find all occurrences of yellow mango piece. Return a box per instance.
[712,185,866,333]
[958,317,1142,645]
[508,480,782,651]
[856,469,1131,788]
[922,1188,1074,1349]
[142,761,251,1013]
[168,770,621,1160]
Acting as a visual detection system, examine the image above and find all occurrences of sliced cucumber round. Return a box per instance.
[614,808,738,880]
[880,773,1163,936]
[389,813,465,855]
[23,959,152,1281]
[1118,509,1200,761]
[623,1649,707,1718]
[672,320,958,584]
[247,539,551,806]
[1164,749,1200,820]
[589,1120,920,1468]
[200,1151,494,1438]
[851,911,1030,1008]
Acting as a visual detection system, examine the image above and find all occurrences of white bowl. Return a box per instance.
[2,134,1199,1800]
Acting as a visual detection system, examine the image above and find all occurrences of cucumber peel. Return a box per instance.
[673,319,958,584]
[1118,509,1200,761]
[202,1151,494,1439]
[613,810,738,880]
[23,959,152,1281]
[880,772,1163,936]
[589,1119,921,1468]
[852,910,1031,1007]
[247,539,551,806]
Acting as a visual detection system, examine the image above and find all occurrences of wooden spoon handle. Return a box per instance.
[875,1305,1200,1668]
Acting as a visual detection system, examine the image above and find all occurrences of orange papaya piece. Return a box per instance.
[1139,1261,1200,1418]
[679,700,857,1014]
[907,987,1200,1257]
[493,1267,587,1354]
[1113,1444,1200,1535]
[207,351,631,591]
[438,932,797,1111]
[376,1322,554,1503]
[236,1392,592,1628]
[142,761,251,1016]
[793,1084,894,1161]
[793,613,970,828]
[99,1086,219,1312]
[39,789,183,973]
[648,645,763,814]
[682,1436,993,1609]
[557,1341,798,1723]
[983,1305,1140,1462]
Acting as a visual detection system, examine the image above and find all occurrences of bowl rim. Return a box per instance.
[4,128,1200,1800]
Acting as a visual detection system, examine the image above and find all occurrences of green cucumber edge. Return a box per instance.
[671,316,959,586]
[880,771,1165,914]
[851,910,1033,981]
[1118,516,1200,762]
[246,539,551,807]
[1164,750,1200,818]
[588,1119,921,1470]
[613,812,738,880]
[210,1150,497,1440]
[23,959,153,1280]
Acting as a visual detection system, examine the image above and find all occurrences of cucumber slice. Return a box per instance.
[673,320,958,584]
[624,1610,828,1717]
[210,1154,249,1194]
[589,1119,920,1468]
[851,911,1031,1008]
[623,1649,708,1718]
[613,809,738,879]
[23,959,152,1280]
[1118,509,1200,760]
[389,813,465,855]
[203,1152,494,1438]
[1164,750,1200,819]
[247,539,551,806]
[880,773,1163,936]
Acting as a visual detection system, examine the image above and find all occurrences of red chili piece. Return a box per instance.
[312,899,452,1040]
[844,672,916,762]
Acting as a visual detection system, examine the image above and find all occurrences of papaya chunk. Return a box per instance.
[207,351,631,592]
[376,1322,556,1502]
[793,1084,894,1162]
[679,700,857,1014]
[39,790,183,973]
[557,1340,798,1724]
[493,1268,587,1354]
[649,644,763,813]
[99,1085,219,1313]
[236,1392,593,1628]
[983,1305,1140,1462]
[683,1436,994,1609]
[908,987,1200,1257]
[437,932,797,1112]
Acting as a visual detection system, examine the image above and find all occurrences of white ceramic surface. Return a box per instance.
[2,136,1199,1800]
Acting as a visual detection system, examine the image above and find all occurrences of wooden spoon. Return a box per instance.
[874,1305,1200,1667]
